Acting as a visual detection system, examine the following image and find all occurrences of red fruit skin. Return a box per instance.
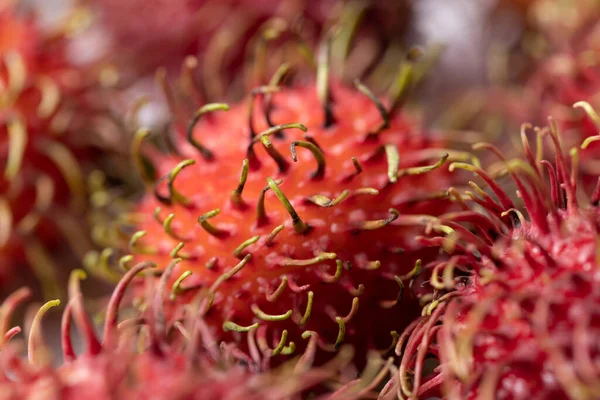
[381,122,600,399]
[119,78,456,363]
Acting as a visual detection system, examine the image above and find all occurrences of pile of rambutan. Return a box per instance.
[3,0,600,399]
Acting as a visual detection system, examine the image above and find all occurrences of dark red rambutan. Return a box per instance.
[0,263,394,399]
[380,116,600,399]
[87,31,469,367]
[87,0,412,98]
[90,0,314,77]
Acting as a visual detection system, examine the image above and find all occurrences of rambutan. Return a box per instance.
[0,263,394,399]
[0,4,118,294]
[86,0,412,99]
[381,110,600,399]
[88,26,468,367]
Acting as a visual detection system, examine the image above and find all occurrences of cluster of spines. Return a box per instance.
[119,128,449,351]
[2,54,86,215]
[377,100,600,399]
[0,10,93,296]
[0,258,400,399]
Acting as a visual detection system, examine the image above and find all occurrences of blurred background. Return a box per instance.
[19,0,526,122]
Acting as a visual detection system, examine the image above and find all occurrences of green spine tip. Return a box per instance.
[28,299,60,367]
[317,32,334,128]
[209,254,251,292]
[307,190,350,208]
[265,224,285,246]
[267,177,311,234]
[299,291,314,325]
[170,271,193,300]
[197,209,230,239]
[230,159,250,208]
[131,128,155,184]
[271,330,290,356]
[397,153,449,178]
[5,118,27,181]
[574,101,600,130]
[154,159,196,206]
[266,276,288,302]
[248,86,280,137]
[232,235,260,259]
[251,304,293,321]
[290,140,326,179]
[334,317,346,349]
[355,208,400,231]
[256,179,282,227]
[186,103,229,160]
[222,321,259,333]
[384,144,400,183]
[354,79,390,136]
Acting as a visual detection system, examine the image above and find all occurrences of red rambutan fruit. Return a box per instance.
[88,31,468,367]
[381,113,600,399]
[0,263,394,399]
[0,4,119,295]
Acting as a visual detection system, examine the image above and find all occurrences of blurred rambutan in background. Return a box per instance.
[446,0,600,186]
[85,0,412,95]
[517,0,600,183]
[0,2,102,296]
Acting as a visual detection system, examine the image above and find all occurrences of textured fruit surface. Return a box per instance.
[0,266,391,399]
[381,116,600,399]
[110,70,461,365]
[439,247,600,400]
